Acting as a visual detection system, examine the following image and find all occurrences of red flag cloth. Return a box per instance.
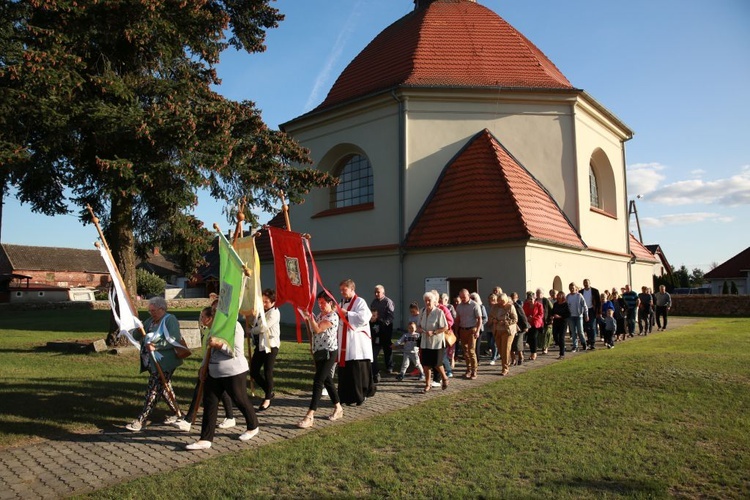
[267,226,314,315]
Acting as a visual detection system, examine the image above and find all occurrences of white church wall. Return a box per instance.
[631,261,657,291]
[285,98,402,251]
[524,244,631,294]
[404,91,578,228]
[573,100,630,255]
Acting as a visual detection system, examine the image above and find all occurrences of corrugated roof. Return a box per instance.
[0,244,108,273]
[405,129,585,249]
[629,234,659,263]
[704,246,750,279]
[317,0,573,112]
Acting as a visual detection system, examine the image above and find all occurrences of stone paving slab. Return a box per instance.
[0,318,700,499]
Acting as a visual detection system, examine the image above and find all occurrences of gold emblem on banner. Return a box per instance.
[285,256,301,286]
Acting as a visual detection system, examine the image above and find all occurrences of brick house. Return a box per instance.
[0,244,109,302]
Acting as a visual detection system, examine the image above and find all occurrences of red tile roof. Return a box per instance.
[704,246,750,279]
[629,234,659,262]
[405,129,585,249]
[317,0,573,112]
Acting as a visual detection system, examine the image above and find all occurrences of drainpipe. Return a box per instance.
[392,89,407,328]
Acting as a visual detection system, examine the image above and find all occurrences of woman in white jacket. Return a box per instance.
[250,289,281,412]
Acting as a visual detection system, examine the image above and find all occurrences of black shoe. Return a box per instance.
[257,397,272,412]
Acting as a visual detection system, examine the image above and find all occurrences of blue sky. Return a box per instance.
[3,0,749,272]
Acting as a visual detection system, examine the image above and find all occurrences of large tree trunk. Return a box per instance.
[105,197,137,347]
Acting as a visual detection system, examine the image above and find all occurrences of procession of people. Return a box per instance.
[122,276,668,451]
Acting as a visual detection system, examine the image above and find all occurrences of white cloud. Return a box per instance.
[304,1,365,111]
[640,212,734,228]
[628,163,750,206]
[651,166,750,206]
[626,162,666,197]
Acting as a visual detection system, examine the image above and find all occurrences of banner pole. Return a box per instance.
[87,204,182,416]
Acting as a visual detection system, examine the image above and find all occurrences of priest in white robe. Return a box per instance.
[337,279,376,405]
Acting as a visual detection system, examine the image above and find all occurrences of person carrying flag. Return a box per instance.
[250,289,280,412]
[185,306,259,450]
[125,296,184,432]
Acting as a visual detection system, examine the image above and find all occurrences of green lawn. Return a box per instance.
[0,308,312,448]
[85,318,749,499]
[2,311,748,498]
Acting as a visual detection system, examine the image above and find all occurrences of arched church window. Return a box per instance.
[589,149,617,217]
[331,154,373,208]
[589,164,601,209]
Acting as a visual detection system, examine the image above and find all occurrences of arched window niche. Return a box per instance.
[588,149,617,218]
[312,145,375,218]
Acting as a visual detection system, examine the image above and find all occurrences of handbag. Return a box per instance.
[444,330,457,347]
[174,338,192,359]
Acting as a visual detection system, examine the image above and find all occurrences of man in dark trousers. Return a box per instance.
[370,285,395,378]
[581,279,601,349]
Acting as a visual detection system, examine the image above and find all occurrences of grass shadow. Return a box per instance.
[549,478,665,497]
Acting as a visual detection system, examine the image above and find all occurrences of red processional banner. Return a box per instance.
[267,226,315,315]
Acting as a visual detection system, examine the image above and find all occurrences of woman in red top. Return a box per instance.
[522,292,544,361]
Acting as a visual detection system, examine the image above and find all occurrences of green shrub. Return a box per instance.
[136,268,165,298]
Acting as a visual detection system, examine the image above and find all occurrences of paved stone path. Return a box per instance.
[0,318,699,499]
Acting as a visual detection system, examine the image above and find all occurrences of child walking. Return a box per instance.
[602,308,617,348]
[394,322,424,381]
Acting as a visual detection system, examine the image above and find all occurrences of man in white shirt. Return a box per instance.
[337,279,375,405]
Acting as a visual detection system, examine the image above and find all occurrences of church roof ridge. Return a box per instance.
[315,1,573,113]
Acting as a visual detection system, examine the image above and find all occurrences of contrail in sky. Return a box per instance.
[304,1,365,111]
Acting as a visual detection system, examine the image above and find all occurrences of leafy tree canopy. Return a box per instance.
[1,0,334,283]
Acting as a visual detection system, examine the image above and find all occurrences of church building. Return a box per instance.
[275,0,657,325]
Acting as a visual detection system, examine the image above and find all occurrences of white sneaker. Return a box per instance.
[125,420,142,432]
[431,381,441,388]
[218,418,236,429]
[172,419,191,432]
[185,440,212,450]
[164,414,180,425]
[489,360,496,366]
[239,428,259,441]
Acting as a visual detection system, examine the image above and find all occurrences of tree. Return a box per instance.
[690,268,705,287]
[672,265,691,288]
[730,281,738,295]
[653,274,676,292]
[136,268,165,298]
[722,281,729,294]
[1,0,334,298]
